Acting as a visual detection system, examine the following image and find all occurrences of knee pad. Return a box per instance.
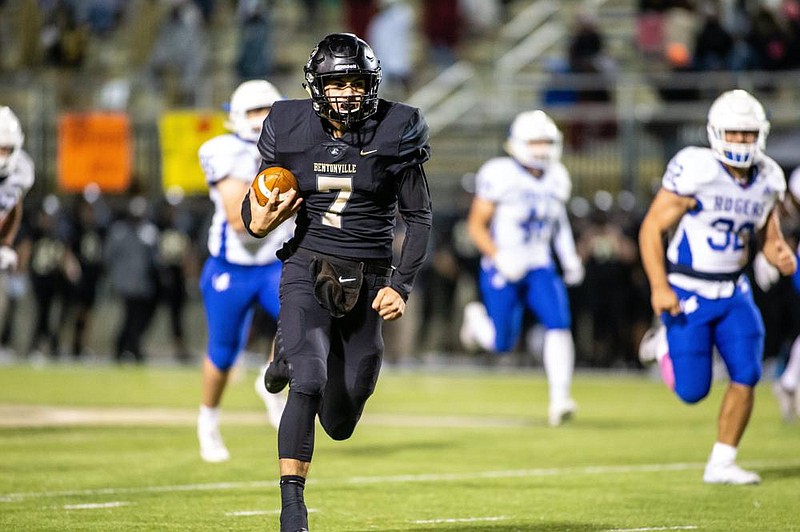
[207,345,238,372]
[289,356,327,396]
[674,381,711,404]
[730,361,762,388]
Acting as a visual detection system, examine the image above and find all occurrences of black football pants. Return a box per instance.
[275,250,390,462]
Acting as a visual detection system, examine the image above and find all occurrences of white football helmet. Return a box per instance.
[0,106,24,178]
[226,80,282,142]
[505,110,563,171]
[706,89,769,168]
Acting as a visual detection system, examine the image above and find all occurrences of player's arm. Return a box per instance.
[0,201,22,246]
[373,163,432,321]
[552,202,584,286]
[216,178,250,233]
[759,207,797,276]
[638,188,695,316]
[466,197,497,258]
[0,202,22,271]
[242,113,301,238]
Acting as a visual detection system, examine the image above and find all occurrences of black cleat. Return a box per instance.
[265,359,292,394]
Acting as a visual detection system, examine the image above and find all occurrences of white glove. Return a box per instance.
[0,246,17,271]
[752,251,779,292]
[493,249,528,282]
[562,262,585,286]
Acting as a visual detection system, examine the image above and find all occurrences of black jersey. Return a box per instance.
[255,98,433,298]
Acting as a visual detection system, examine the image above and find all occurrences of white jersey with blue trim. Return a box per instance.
[663,146,784,297]
[199,134,292,266]
[475,156,571,270]
[0,150,34,222]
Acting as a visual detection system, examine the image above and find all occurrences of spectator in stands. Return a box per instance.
[366,0,414,100]
[235,0,273,82]
[746,5,790,71]
[343,0,378,38]
[693,5,734,71]
[422,0,462,69]
[145,0,209,105]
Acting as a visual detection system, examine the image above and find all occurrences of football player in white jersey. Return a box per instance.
[0,107,34,328]
[460,110,584,427]
[756,165,800,422]
[638,89,796,484]
[196,80,294,462]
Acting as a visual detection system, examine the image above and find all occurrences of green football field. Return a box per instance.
[0,363,797,531]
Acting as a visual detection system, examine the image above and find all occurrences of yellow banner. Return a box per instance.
[159,110,226,196]
[58,113,131,193]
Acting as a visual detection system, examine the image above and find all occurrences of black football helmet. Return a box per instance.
[304,33,382,126]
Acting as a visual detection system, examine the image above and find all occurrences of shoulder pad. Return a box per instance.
[474,157,514,200]
[757,155,786,195]
[13,151,35,193]
[662,147,717,195]
[547,161,572,202]
[789,166,800,203]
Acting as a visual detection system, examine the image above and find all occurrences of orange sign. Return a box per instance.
[159,110,226,195]
[58,113,132,193]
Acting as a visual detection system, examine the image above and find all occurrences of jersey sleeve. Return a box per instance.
[474,158,512,202]
[198,137,237,185]
[385,106,431,175]
[257,108,279,168]
[548,162,572,203]
[760,156,786,201]
[662,147,717,196]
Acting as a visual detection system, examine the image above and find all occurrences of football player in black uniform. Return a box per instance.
[241,33,432,532]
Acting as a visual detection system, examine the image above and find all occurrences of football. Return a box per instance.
[251,167,298,206]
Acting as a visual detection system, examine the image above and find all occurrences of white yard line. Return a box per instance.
[409,516,507,524]
[0,405,527,428]
[605,527,698,531]
[3,460,798,503]
[63,501,131,510]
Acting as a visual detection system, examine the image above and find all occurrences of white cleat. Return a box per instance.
[548,399,577,427]
[256,364,287,430]
[772,381,797,423]
[197,418,230,463]
[638,324,666,366]
[703,462,761,485]
[460,301,488,351]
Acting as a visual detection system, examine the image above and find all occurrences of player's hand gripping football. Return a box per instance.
[247,187,302,238]
[372,286,405,321]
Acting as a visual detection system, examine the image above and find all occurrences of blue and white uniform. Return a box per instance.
[475,156,579,351]
[0,150,34,222]
[661,146,785,402]
[198,134,293,370]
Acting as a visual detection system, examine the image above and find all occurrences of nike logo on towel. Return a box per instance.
[338,276,357,283]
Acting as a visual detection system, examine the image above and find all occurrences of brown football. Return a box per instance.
[251,167,298,206]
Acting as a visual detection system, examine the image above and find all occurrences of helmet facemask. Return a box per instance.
[304,33,382,128]
[706,89,770,168]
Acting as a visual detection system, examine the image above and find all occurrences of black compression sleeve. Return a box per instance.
[391,164,432,299]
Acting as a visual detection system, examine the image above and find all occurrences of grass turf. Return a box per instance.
[0,363,798,531]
